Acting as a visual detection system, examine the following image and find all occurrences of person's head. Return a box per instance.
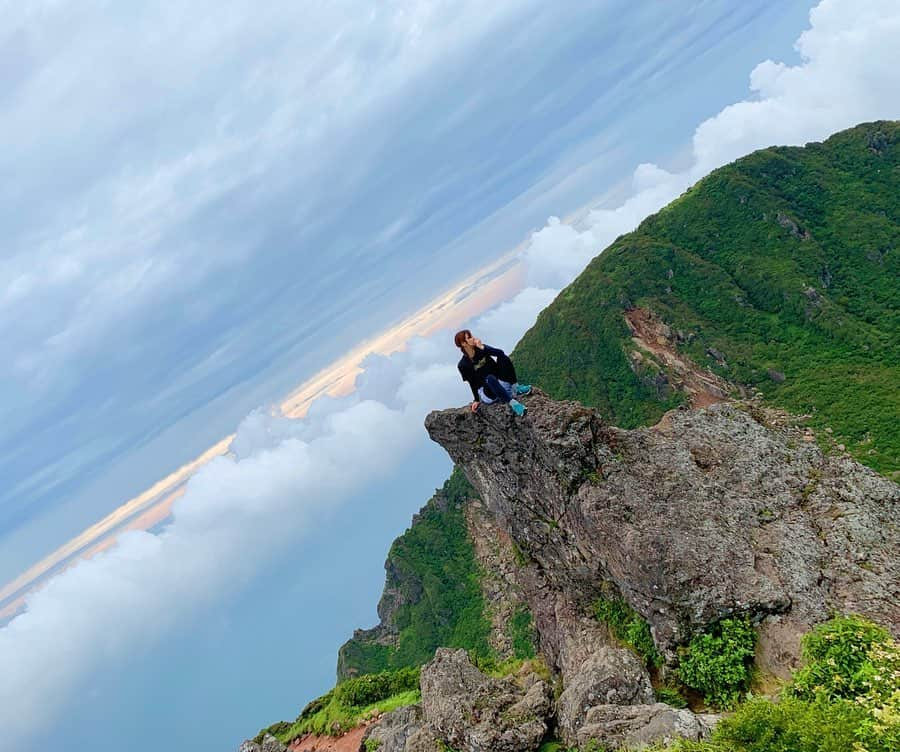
[454,329,472,349]
[453,329,481,354]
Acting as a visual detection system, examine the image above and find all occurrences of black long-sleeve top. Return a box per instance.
[457,344,512,402]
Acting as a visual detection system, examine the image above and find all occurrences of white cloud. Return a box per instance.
[0,305,511,745]
[473,287,558,348]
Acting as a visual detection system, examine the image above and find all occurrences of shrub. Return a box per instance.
[593,596,661,668]
[789,614,890,702]
[508,605,538,660]
[788,615,900,752]
[334,667,420,707]
[713,695,862,752]
[654,686,688,708]
[676,617,756,709]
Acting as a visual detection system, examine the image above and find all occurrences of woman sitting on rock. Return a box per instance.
[454,329,531,416]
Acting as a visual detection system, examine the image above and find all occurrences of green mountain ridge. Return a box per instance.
[513,120,899,474]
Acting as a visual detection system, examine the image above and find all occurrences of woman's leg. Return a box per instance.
[483,375,512,403]
[484,375,526,416]
[495,352,518,384]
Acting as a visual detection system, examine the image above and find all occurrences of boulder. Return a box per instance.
[260,735,286,752]
[577,703,715,749]
[237,735,286,752]
[556,645,654,744]
[417,648,551,752]
[362,705,424,752]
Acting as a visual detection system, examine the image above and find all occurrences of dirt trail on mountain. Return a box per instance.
[624,308,732,409]
[289,725,368,752]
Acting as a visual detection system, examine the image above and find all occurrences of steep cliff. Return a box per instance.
[337,469,536,679]
[338,389,899,751]
[426,393,899,663]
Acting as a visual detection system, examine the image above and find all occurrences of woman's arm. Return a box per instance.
[458,360,481,402]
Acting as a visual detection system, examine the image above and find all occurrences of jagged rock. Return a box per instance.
[556,645,654,744]
[425,391,900,675]
[237,735,286,752]
[260,736,287,752]
[362,705,424,752]
[417,648,551,752]
[403,726,444,752]
[705,347,726,364]
[576,703,714,749]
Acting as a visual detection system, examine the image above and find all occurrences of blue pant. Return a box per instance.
[479,374,513,404]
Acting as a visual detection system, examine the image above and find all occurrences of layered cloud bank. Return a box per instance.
[2,0,899,745]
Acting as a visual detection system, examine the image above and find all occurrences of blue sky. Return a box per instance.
[0,1,814,583]
[4,0,900,749]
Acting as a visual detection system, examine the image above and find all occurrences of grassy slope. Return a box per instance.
[514,121,900,475]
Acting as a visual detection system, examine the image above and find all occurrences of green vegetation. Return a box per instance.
[469,654,551,683]
[255,668,421,742]
[676,616,756,709]
[537,743,571,752]
[507,605,538,660]
[654,686,688,708]
[593,595,661,668]
[333,667,420,707]
[514,122,900,476]
[787,613,893,703]
[653,615,900,752]
[338,468,493,676]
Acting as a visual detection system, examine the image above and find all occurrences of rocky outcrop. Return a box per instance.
[425,390,899,744]
[375,649,552,752]
[556,644,654,743]
[417,648,551,752]
[238,735,286,752]
[575,703,716,749]
[362,647,709,751]
[361,705,424,752]
[426,392,899,660]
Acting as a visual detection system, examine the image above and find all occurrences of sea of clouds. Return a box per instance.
[1,0,899,745]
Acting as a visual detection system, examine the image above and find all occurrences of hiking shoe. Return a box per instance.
[510,399,527,417]
[515,383,532,396]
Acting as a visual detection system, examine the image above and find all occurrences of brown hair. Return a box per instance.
[454,329,472,349]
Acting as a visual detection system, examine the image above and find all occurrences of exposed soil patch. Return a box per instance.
[289,724,369,752]
[624,308,732,409]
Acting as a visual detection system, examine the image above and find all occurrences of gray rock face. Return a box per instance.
[237,734,285,752]
[556,645,654,744]
[362,705,425,752]
[425,392,900,672]
[417,648,551,752]
[577,703,713,749]
[260,736,286,752]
